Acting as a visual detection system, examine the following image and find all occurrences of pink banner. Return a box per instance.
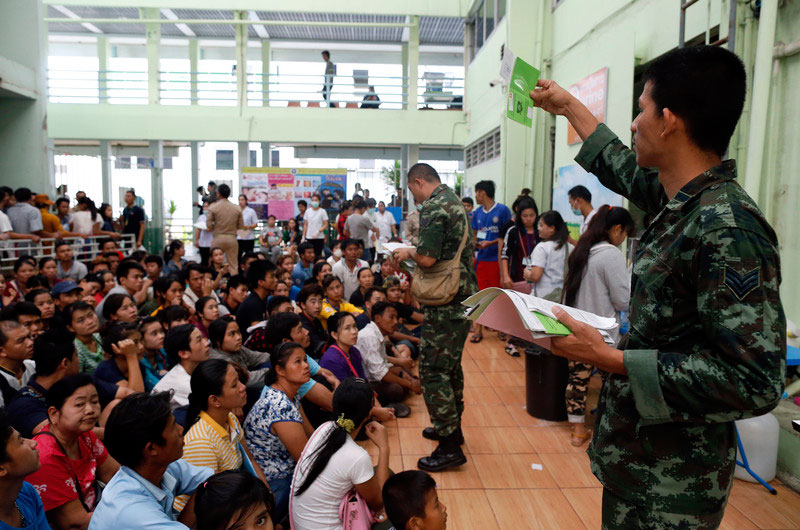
[267,173,295,220]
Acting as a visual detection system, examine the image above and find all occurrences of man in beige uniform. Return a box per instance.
[206,183,244,271]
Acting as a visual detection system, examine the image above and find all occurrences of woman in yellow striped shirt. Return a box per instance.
[174,359,267,511]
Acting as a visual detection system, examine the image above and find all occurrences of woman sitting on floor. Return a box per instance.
[244,341,314,525]
[290,377,393,530]
[174,359,267,511]
[27,375,120,529]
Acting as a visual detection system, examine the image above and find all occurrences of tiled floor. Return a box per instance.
[362,331,800,529]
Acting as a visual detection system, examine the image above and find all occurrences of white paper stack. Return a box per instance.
[462,287,619,346]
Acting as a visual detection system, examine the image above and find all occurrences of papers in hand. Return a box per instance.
[380,242,416,255]
[462,287,618,345]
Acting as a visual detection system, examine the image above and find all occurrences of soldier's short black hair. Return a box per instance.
[475,180,495,199]
[408,163,441,184]
[643,45,746,156]
[568,185,591,202]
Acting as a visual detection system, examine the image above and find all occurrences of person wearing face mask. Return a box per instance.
[566,185,595,246]
[27,375,121,529]
[302,193,329,260]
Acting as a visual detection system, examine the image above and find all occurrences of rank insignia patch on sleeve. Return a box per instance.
[724,266,760,301]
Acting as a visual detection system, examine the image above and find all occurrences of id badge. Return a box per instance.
[477,229,488,240]
[522,256,533,267]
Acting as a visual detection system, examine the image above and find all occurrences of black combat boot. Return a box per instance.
[417,431,467,472]
[421,426,464,445]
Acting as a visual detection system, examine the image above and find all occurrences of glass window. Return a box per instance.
[249,150,258,167]
[476,1,485,49]
[498,0,506,22]
[486,0,495,37]
[216,150,234,170]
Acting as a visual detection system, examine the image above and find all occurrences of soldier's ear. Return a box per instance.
[661,107,683,139]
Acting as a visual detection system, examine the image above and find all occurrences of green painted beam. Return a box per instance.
[47,103,468,146]
[41,0,467,18]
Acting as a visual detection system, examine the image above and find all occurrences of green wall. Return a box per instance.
[0,0,53,193]
[464,0,800,323]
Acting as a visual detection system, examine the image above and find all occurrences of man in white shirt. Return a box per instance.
[568,185,596,245]
[153,323,210,410]
[332,239,369,300]
[356,301,420,412]
[237,194,259,259]
[302,193,329,259]
[55,241,88,281]
[0,321,36,408]
[181,263,229,316]
[374,201,397,242]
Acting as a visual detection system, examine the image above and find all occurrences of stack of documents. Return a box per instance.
[462,288,618,347]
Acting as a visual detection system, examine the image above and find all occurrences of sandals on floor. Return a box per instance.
[504,342,521,357]
[469,334,483,343]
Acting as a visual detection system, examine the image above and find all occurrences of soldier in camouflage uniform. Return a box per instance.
[533,46,785,528]
[392,163,477,472]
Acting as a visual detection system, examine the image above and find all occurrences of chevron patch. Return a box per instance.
[724,266,760,301]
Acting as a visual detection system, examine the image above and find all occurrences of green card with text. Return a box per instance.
[506,58,540,127]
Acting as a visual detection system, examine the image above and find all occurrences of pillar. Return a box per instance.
[261,142,270,166]
[97,36,109,103]
[189,38,199,105]
[401,43,409,110]
[261,40,270,106]
[142,8,160,105]
[234,11,248,108]
[238,141,249,195]
[406,16,419,111]
[99,140,112,206]
[191,141,199,222]
[149,140,164,251]
[400,144,419,216]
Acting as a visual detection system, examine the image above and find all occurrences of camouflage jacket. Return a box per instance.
[416,183,478,304]
[576,124,785,514]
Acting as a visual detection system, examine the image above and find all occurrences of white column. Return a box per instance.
[191,141,199,222]
[99,140,112,206]
[142,8,161,105]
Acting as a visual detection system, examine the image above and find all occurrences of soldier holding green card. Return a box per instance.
[532,46,785,528]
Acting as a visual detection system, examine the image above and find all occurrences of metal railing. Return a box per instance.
[47,69,464,109]
[1,234,136,273]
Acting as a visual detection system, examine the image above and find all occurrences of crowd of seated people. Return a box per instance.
[0,179,632,529]
[0,186,450,529]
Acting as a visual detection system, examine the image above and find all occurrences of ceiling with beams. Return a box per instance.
[46,6,465,45]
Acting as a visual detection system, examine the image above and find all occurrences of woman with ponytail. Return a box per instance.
[561,205,634,446]
[162,239,186,278]
[175,359,266,511]
[291,378,391,529]
[523,210,573,300]
[244,341,313,525]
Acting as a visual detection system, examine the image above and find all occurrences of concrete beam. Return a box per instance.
[406,16,419,112]
[47,104,469,146]
[294,145,462,161]
[150,140,164,249]
[190,140,199,222]
[43,0,467,18]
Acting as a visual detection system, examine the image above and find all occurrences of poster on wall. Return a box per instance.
[567,67,608,145]
[553,163,622,240]
[240,167,348,220]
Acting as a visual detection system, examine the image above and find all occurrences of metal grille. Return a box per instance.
[46,8,465,45]
[465,128,501,169]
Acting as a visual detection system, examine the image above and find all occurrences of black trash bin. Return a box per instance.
[524,344,569,421]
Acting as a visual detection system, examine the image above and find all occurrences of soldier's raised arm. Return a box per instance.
[531,79,664,216]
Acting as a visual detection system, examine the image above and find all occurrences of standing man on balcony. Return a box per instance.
[321,50,336,107]
[120,189,146,251]
[206,184,244,271]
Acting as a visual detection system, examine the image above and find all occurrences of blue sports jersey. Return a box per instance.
[471,202,512,262]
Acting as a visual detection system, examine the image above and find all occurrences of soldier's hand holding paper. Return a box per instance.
[550,306,626,375]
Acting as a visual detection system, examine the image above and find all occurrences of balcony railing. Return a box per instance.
[47,69,464,110]
[1,234,136,273]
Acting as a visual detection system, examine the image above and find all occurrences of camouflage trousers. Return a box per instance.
[602,488,726,530]
[566,361,593,422]
[419,303,471,438]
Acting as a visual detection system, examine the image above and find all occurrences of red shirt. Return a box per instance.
[27,425,109,511]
